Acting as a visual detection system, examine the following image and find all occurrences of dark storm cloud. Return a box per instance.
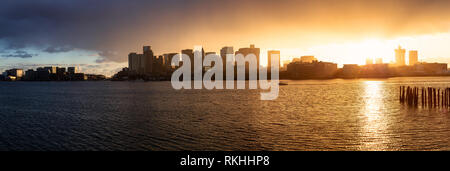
[43,46,74,53]
[0,0,179,62]
[0,0,449,63]
[1,50,37,58]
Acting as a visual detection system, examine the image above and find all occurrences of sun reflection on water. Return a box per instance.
[360,81,391,150]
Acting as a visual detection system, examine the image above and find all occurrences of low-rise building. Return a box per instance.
[287,61,338,79]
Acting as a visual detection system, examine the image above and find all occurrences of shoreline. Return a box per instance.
[2,75,450,82]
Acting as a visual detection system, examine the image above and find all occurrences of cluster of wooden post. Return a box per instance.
[400,86,450,108]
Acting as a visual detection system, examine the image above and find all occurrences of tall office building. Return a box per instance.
[409,50,418,66]
[267,50,280,73]
[395,45,406,66]
[193,46,206,75]
[128,46,154,75]
[366,58,374,65]
[181,49,194,74]
[220,46,234,65]
[143,46,154,74]
[163,53,178,68]
[205,51,217,67]
[128,52,141,73]
[235,44,260,69]
[235,44,260,79]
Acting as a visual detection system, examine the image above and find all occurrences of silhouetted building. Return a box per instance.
[341,64,361,78]
[287,61,338,79]
[36,67,51,81]
[143,46,154,74]
[163,53,178,68]
[292,58,301,63]
[68,67,77,74]
[267,50,280,74]
[24,69,37,81]
[72,73,87,81]
[220,46,234,65]
[409,50,418,66]
[360,64,390,77]
[5,69,24,79]
[44,66,57,74]
[181,49,194,75]
[128,53,141,74]
[415,62,447,74]
[128,46,154,76]
[300,56,317,63]
[235,44,260,66]
[395,45,406,66]
[86,74,106,81]
[235,44,260,79]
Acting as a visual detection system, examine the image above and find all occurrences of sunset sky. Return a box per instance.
[0,0,449,76]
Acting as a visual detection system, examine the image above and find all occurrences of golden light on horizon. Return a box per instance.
[256,33,450,67]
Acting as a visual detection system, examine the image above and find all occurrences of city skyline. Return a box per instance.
[1,0,450,76]
[2,43,447,77]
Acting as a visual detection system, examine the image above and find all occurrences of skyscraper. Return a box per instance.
[235,44,260,68]
[409,50,418,66]
[235,44,260,80]
[181,49,194,75]
[128,46,154,75]
[366,58,374,65]
[163,53,178,68]
[267,50,280,74]
[143,46,154,74]
[128,52,141,73]
[395,45,406,66]
[220,46,234,65]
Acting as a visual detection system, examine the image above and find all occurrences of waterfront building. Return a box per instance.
[181,49,194,75]
[366,58,374,65]
[220,46,234,64]
[395,45,406,66]
[267,50,280,74]
[235,44,260,67]
[409,50,418,66]
[5,69,24,79]
[287,61,338,79]
[128,46,154,76]
[341,64,361,78]
[44,66,57,74]
[143,46,154,74]
[36,67,51,81]
[414,62,447,74]
[360,63,390,77]
[163,53,178,68]
[68,67,78,74]
[235,44,260,79]
[300,56,317,63]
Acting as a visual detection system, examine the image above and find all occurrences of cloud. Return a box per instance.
[95,51,121,63]
[1,50,37,58]
[0,0,449,64]
[43,46,74,53]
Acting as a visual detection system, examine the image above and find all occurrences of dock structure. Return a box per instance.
[400,86,450,108]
